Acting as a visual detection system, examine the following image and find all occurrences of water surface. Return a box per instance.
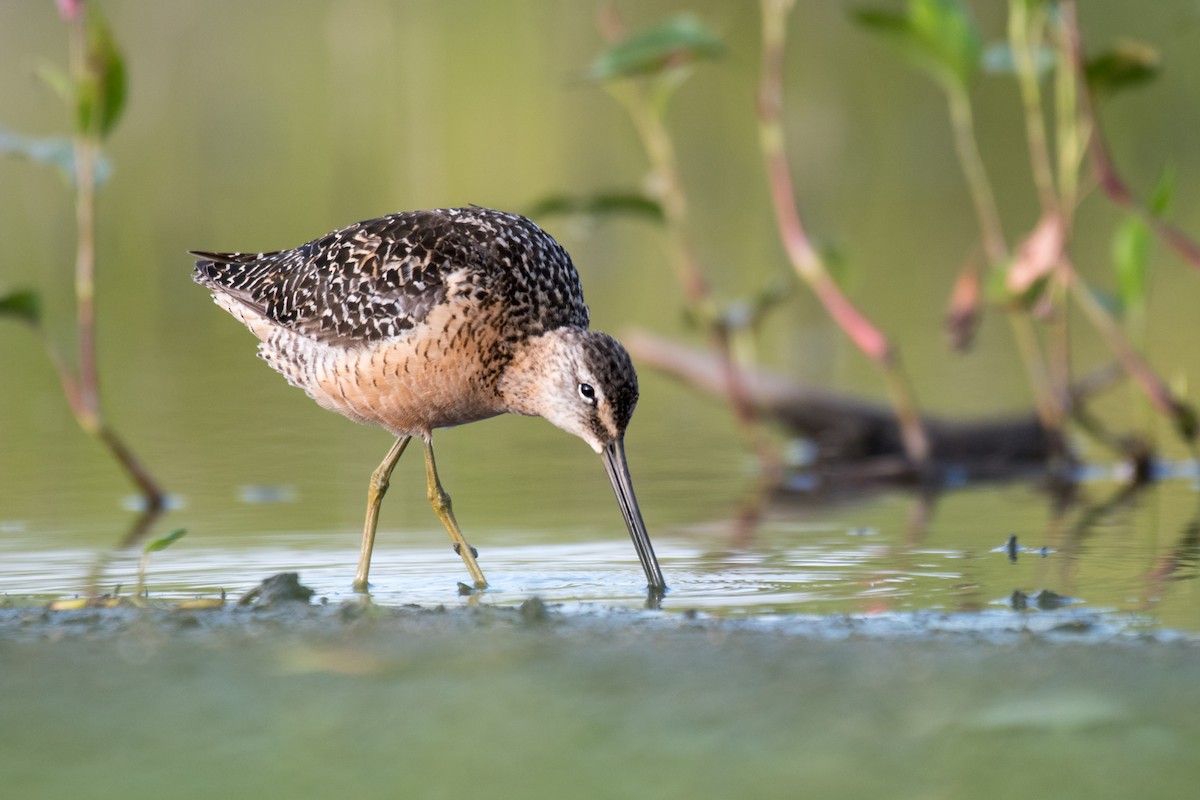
[4,471,1198,633]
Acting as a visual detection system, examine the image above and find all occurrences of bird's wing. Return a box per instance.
[191,211,480,344]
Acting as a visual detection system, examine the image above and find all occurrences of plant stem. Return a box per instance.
[67,11,98,429]
[73,136,101,429]
[946,72,1069,432]
[1052,12,1083,221]
[1007,311,1062,432]
[64,7,165,513]
[758,0,928,465]
[1070,281,1171,420]
[610,78,779,476]
[1009,0,1058,216]
[1053,1,1196,447]
[945,86,1007,267]
[614,85,709,307]
[135,549,150,599]
[1011,0,1078,433]
[1059,0,1200,270]
[1064,258,1196,442]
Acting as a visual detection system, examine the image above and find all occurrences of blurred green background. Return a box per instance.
[2,0,1199,563]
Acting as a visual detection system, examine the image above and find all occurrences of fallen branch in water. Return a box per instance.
[625,329,1144,485]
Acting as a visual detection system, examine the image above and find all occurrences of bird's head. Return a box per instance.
[500,327,664,593]
[499,328,638,452]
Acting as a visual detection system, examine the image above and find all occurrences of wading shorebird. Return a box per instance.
[192,207,666,594]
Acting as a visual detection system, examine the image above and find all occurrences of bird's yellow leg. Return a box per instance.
[422,436,488,590]
[354,435,411,592]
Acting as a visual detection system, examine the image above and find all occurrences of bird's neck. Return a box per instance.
[495,327,583,419]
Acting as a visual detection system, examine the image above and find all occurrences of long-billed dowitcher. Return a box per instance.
[192,207,666,594]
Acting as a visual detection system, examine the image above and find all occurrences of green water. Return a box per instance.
[2,607,1199,800]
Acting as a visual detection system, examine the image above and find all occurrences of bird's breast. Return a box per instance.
[259,299,509,436]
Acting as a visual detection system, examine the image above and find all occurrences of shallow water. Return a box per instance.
[4,474,1198,633]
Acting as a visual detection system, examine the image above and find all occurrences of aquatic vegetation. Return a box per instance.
[852,0,1198,454]
[0,0,164,516]
[541,1,1199,482]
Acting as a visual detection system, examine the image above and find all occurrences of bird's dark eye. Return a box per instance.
[578,383,596,402]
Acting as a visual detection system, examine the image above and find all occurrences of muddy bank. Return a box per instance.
[1,593,1195,647]
[3,552,1199,648]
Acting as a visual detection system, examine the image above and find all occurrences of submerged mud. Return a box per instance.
[0,589,1193,647]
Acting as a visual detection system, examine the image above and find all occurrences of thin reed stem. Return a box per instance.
[945,86,1007,267]
[63,7,165,515]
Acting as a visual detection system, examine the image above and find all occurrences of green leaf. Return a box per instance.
[527,192,664,223]
[588,13,723,82]
[1148,167,1174,215]
[910,0,982,85]
[852,9,910,38]
[34,61,73,104]
[0,289,42,326]
[821,242,858,293]
[981,41,1054,77]
[76,6,127,139]
[143,528,187,554]
[853,0,982,89]
[984,261,1049,310]
[1085,39,1159,99]
[0,127,112,186]
[1112,170,1173,313]
[983,263,1010,304]
[1113,215,1149,313]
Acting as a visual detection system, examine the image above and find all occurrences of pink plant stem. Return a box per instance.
[758,0,928,464]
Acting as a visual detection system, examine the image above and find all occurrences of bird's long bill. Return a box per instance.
[601,438,666,594]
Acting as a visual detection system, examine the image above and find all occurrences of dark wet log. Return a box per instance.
[625,329,1057,481]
